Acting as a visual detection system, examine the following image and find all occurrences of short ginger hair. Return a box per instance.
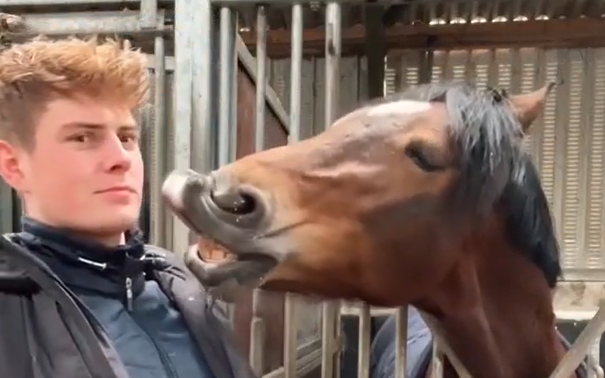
[0,36,150,148]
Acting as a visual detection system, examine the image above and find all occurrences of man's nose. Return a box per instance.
[101,134,132,172]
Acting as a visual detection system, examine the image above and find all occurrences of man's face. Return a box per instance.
[0,93,144,240]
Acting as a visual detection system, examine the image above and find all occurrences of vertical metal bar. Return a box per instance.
[394,307,408,378]
[217,5,239,322]
[250,290,265,376]
[322,4,342,378]
[249,5,268,377]
[357,304,372,378]
[218,6,236,168]
[150,36,167,248]
[283,5,304,378]
[324,2,341,128]
[229,11,239,164]
[190,0,214,173]
[289,3,303,144]
[284,294,298,378]
[140,0,158,28]
[172,0,195,253]
[255,5,267,154]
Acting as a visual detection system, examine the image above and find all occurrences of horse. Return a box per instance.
[161,80,586,378]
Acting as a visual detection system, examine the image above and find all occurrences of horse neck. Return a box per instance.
[414,227,570,378]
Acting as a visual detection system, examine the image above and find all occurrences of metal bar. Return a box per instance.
[149,36,167,248]
[218,6,236,168]
[249,5,268,376]
[190,0,214,174]
[255,5,268,153]
[420,314,473,378]
[284,294,298,378]
[394,307,408,378]
[430,339,444,378]
[172,0,195,254]
[211,0,470,4]
[6,10,166,36]
[229,11,239,164]
[283,4,304,377]
[140,0,159,29]
[357,303,372,378]
[322,4,342,378]
[236,35,290,131]
[548,306,605,378]
[250,289,265,376]
[263,339,323,378]
[0,0,174,6]
[144,54,175,71]
[324,2,341,127]
[289,3,303,144]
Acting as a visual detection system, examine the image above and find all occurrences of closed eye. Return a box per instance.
[405,144,444,172]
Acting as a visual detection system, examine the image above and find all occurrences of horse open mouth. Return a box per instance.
[161,169,279,288]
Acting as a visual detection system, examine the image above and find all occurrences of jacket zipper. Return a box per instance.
[125,277,133,311]
[123,276,179,378]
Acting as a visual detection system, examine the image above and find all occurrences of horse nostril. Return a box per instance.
[210,187,258,216]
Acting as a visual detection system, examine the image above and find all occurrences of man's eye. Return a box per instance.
[69,133,91,143]
[120,134,139,144]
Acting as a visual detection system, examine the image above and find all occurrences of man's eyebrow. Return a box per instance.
[61,122,139,131]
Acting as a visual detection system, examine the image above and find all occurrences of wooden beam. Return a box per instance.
[364,5,386,99]
[240,18,605,58]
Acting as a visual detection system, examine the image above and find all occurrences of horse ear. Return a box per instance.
[509,82,557,133]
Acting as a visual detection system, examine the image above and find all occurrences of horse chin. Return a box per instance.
[161,169,282,295]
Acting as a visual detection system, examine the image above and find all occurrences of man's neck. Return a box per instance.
[22,215,126,247]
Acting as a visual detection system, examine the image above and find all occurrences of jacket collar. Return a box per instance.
[14,216,149,302]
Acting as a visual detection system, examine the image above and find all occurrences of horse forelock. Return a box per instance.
[373,80,562,287]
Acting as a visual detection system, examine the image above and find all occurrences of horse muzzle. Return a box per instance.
[161,169,282,291]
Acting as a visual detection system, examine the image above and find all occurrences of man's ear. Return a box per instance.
[0,139,27,192]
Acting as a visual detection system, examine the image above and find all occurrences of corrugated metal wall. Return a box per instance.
[385,47,605,280]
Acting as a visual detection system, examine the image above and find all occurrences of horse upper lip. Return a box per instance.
[162,170,271,256]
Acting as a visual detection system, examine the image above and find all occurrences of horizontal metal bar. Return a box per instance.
[562,269,605,282]
[0,0,174,6]
[341,304,605,320]
[144,53,175,71]
[6,10,166,37]
[213,0,433,4]
[212,0,492,4]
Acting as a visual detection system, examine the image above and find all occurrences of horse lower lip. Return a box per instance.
[188,250,278,288]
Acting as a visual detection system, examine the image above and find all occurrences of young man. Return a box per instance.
[0,36,255,378]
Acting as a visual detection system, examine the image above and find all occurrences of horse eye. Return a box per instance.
[405,145,442,172]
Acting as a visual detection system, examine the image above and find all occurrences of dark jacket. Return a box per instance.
[0,218,256,378]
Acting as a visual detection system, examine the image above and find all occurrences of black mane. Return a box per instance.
[378,81,562,287]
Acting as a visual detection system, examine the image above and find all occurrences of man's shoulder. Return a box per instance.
[143,243,206,299]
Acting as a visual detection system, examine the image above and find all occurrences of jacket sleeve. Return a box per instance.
[0,289,101,378]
